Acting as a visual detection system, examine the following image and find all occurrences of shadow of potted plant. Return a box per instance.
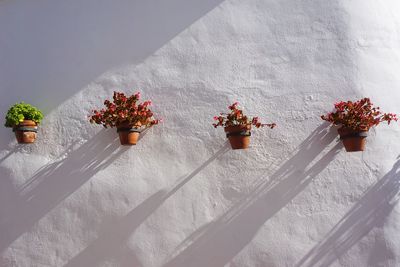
[321,97,397,152]
[89,91,161,145]
[213,102,276,149]
[4,102,44,144]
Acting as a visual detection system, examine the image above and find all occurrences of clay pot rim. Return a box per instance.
[15,119,37,125]
[13,120,38,129]
[224,124,251,133]
[116,121,143,129]
[338,126,369,135]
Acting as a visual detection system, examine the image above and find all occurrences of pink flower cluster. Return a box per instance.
[321,97,397,131]
[89,91,161,128]
[213,102,276,129]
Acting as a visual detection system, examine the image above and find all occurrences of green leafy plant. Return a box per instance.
[4,102,44,127]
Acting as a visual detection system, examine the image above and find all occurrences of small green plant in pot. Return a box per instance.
[89,91,161,145]
[4,102,44,143]
[321,97,397,152]
[213,102,276,149]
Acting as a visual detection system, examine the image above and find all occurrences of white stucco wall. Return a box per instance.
[1,0,400,266]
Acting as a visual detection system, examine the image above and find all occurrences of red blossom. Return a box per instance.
[321,97,397,130]
[212,103,276,129]
[89,91,160,128]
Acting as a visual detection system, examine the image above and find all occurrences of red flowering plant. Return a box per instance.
[89,91,160,128]
[212,102,276,129]
[321,97,397,131]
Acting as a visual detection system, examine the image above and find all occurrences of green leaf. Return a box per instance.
[4,102,44,127]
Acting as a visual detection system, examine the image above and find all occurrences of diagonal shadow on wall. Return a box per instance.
[63,143,230,267]
[164,124,341,267]
[0,130,130,253]
[0,0,226,149]
[296,159,400,267]
[0,145,26,165]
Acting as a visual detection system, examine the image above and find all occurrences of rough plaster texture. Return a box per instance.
[1,0,400,266]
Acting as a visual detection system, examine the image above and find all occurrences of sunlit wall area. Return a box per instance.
[1,0,400,266]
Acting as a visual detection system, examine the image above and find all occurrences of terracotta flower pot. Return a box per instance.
[338,127,368,152]
[13,120,38,144]
[116,122,141,145]
[224,124,252,149]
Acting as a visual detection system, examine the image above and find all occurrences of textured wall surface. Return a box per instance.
[1,0,400,266]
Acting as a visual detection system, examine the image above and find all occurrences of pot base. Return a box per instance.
[228,136,250,149]
[338,127,368,152]
[13,120,38,144]
[224,125,251,150]
[117,125,141,145]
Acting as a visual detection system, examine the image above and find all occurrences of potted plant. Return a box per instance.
[4,102,44,144]
[89,91,160,145]
[213,102,276,149]
[321,97,397,152]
